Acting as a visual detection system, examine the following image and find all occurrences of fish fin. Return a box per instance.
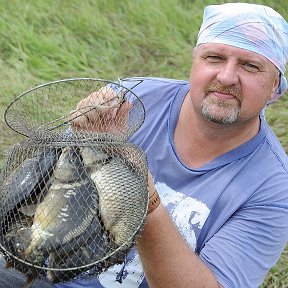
[23,273,36,288]
[18,205,37,217]
[47,270,56,283]
[5,260,14,268]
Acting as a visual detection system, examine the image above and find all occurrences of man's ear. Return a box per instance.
[269,71,281,100]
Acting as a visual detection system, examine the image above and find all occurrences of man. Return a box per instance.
[62,3,288,288]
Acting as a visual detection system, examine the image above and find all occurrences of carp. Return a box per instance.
[23,147,99,266]
[81,146,148,246]
[0,147,60,287]
[3,214,43,288]
[46,215,121,284]
[0,147,59,226]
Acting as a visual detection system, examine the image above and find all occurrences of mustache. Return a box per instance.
[205,82,242,99]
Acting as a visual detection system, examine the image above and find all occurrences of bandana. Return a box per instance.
[196,3,288,103]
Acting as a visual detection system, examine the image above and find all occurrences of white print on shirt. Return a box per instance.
[98,182,211,288]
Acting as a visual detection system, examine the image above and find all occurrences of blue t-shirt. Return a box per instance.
[55,77,288,288]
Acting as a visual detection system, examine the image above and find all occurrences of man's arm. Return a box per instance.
[137,175,220,288]
[137,203,220,288]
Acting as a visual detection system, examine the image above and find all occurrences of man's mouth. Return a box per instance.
[210,90,237,100]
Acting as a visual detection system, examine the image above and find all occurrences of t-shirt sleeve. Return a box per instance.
[199,203,288,287]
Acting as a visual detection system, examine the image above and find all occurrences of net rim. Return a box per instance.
[4,77,146,138]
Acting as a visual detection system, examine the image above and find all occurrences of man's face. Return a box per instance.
[189,43,280,125]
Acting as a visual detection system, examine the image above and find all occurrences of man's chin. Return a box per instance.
[206,116,236,125]
[201,107,240,125]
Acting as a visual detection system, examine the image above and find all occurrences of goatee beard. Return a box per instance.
[201,82,242,124]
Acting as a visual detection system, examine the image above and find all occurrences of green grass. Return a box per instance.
[0,0,287,286]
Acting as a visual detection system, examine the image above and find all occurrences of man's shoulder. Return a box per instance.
[121,76,188,90]
[261,118,288,173]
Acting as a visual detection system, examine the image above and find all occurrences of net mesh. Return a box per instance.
[0,78,148,287]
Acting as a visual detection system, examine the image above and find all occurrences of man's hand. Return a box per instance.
[69,86,131,135]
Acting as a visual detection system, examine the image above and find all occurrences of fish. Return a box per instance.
[23,147,99,268]
[80,146,148,246]
[0,147,60,287]
[3,214,43,288]
[4,214,33,253]
[47,215,121,284]
[0,147,60,227]
[45,146,126,284]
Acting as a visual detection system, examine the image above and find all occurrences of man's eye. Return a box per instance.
[242,62,260,72]
[205,55,223,62]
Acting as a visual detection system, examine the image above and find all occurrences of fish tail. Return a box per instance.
[23,274,35,288]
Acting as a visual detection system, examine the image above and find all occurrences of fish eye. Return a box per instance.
[15,242,24,253]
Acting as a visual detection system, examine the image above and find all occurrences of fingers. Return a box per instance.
[87,86,122,107]
[75,87,119,121]
[69,86,132,133]
[68,109,89,131]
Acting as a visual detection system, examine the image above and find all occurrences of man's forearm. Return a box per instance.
[137,204,219,288]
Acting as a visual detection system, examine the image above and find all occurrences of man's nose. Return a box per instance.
[216,62,239,86]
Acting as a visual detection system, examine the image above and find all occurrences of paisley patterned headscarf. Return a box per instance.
[196,3,288,103]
